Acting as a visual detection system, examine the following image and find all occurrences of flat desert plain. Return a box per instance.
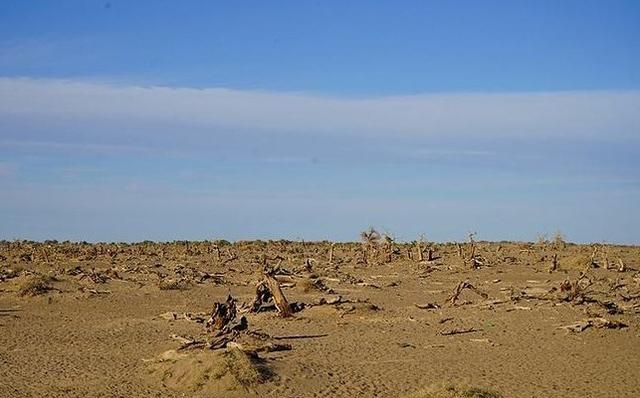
[1,239,639,398]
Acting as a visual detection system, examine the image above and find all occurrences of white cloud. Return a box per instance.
[1,77,639,142]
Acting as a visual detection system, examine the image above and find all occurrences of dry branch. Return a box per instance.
[440,327,481,336]
[415,303,440,310]
[272,333,329,340]
[171,334,207,350]
[448,280,488,305]
[548,253,559,273]
[617,258,626,272]
[227,341,292,355]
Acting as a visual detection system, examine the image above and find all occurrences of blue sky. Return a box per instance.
[1,1,639,243]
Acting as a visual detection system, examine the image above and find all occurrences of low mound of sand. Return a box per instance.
[148,348,269,398]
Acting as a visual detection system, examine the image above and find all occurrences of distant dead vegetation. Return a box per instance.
[0,231,635,283]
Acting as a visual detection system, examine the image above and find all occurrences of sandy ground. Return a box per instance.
[1,240,639,397]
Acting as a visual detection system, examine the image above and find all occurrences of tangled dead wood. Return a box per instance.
[206,295,248,338]
[171,293,312,359]
[244,273,297,317]
[558,277,592,304]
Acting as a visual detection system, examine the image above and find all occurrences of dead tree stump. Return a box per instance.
[264,273,292,317]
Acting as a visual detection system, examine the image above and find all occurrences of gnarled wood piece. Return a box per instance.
[206,295,247,337]
[245,280,273,313]
[264,273,292,317]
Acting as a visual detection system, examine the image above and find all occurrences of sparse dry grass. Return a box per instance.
[404,384,502,398]
[17,274,53,296]
[158,278,190,291]
[221,347,263,387]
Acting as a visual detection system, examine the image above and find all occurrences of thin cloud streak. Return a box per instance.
[1,77,639,142]
[0,139,183,156]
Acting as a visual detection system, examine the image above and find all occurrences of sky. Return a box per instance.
[0,1,639,244]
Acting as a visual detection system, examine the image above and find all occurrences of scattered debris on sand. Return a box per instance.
[559,317,628,333]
